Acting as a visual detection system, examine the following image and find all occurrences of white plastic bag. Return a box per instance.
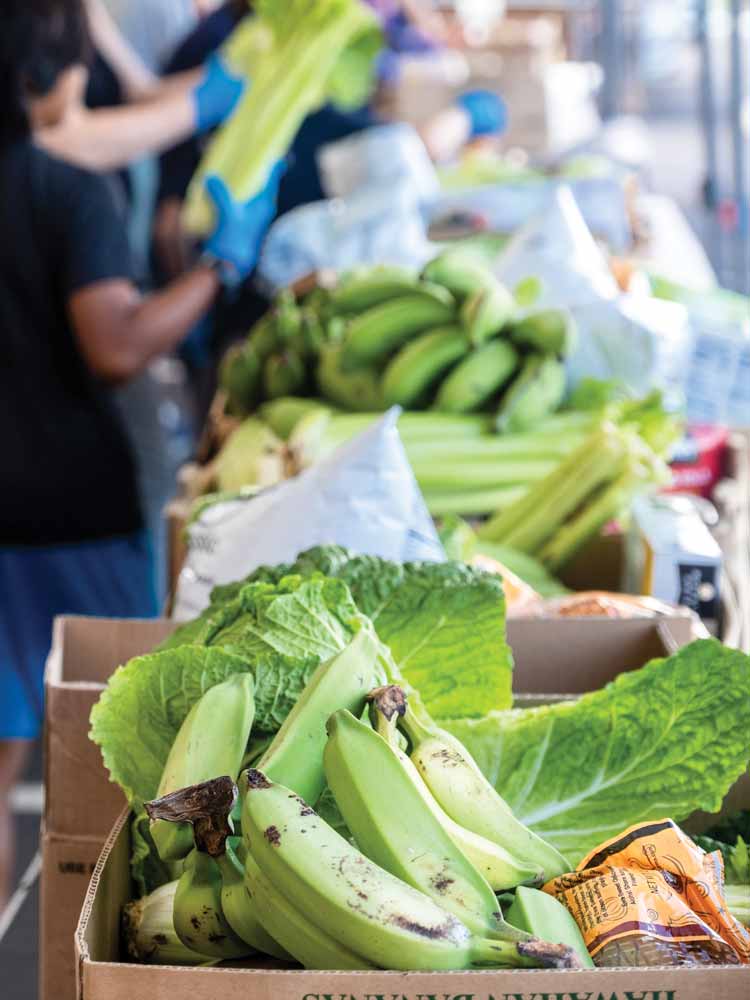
[173,410,444,620]
[493,185,619,306]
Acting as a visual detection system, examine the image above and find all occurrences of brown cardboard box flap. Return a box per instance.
[41,828,106,1000]
[43,616,176,838]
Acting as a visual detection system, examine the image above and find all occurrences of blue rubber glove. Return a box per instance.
[193,52,246,133]
[203,161,286,286]
[457,89,508,138]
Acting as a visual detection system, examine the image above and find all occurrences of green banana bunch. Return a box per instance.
[316,343,384,412]
[215,838,293,960]
[148,673,255,863]
[365,688,543,892]
[461,282,516,346]
[242,769,577,970]
[247,313,280,362]
[219,342,261,416]
[381,326,469,408]
[510,309,578,357]
[434,339,519,413]
[329,265,422,313]
[324,706,536,932]
[340,294,456,371]
[249,622,384,807]
[263,350,306,399]
[399,703,570,884]
[495,355,568,434]
[244,852,373,969]
[422,249,496,300]
[506,887,593,968]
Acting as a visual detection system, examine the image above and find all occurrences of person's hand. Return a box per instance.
[457,90,508,138]
[193,52,247,133]
[202,161,286,286]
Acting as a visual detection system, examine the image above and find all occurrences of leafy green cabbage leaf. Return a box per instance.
[163,545,513,718]
[446,639,750,864]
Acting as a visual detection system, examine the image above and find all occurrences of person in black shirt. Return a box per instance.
[0,0,282,909]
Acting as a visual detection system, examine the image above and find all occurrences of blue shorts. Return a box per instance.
[0,532,159,740]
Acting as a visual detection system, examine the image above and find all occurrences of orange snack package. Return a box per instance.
[544,819,750,967]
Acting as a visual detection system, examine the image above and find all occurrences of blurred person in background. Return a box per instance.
[0,0,282,911]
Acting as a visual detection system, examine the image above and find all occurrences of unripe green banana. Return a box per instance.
[340,295,457,371]
[400,705,570,884]
[329,265,422,313]
[316,343,385,412]
[244,852,374,969]
[365,689,543,893]
[461,282,516,346]
[173,849,251,959]
[510,309,578,357]
[247,314,281,362]
[495,355,567,434]
[219,342,261,415]
[248,622,384,807]
[506,887,593,968]
[422,249,496,300]
[149,673,255,863]
[381,326,469,407]
[215,838,293,960]
[263,350,306,400]
[434,339,519,413]
[324,707,533,932]
[242,769,574,970]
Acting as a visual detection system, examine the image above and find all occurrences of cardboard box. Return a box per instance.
[40,828,103,1000]
[43,616,173,839]
[73,615,750,999]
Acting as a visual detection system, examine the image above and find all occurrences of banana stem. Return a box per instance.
[470,935,581,969]
[145,776,238,857]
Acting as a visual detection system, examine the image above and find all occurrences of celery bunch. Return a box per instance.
[184,0,382,233]
[478,421,672,570]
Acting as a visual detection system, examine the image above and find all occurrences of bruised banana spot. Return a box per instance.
[431,874,455,894]
[191,916,201,930]
[153,934,168,946]
[245,769,271,790]
[391,914,454,940]
[264,825,281,847]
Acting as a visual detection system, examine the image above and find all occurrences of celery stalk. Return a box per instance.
[412,458,556,491]
[539,460,648,571]
[406,431,587,463]
[478,423,624,545]
[422,487,526,517]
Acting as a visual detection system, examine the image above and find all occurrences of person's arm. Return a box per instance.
[68,266,220,382]
[66,166,285,383]
[38,90,197,171]
[37,46,244,172]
